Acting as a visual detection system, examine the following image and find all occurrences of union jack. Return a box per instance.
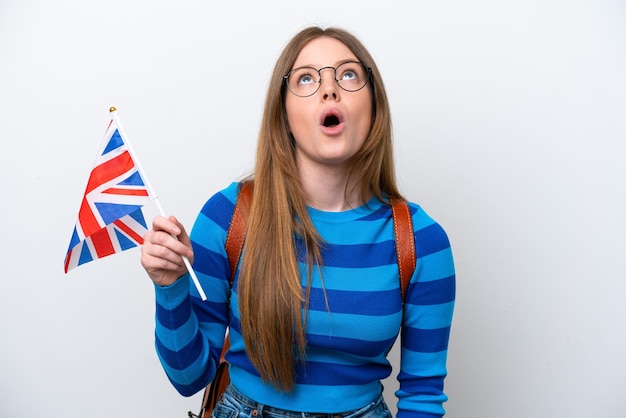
[64,118,153,273]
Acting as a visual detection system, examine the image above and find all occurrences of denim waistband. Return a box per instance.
[221,384,389,418]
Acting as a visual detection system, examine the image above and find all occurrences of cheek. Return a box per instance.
[354,89,374,123]
[356,101,374,136]
[285,100,311,136]
[285,97,299,132]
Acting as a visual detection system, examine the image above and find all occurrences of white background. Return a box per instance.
[1,1,625,417]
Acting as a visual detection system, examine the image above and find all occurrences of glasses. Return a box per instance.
[284,61,372,97]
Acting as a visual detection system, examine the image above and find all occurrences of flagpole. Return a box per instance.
[109,107,207,301]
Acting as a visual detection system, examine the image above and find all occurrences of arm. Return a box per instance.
[396,209,456,418]
[142,185,239,396]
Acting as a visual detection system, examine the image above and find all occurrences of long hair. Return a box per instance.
[237,26,402,391]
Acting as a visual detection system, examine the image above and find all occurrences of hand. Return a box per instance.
[141,215,194,287]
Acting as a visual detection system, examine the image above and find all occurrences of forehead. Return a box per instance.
[293,36,358,68]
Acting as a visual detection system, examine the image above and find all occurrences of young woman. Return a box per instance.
[141,26,455,418]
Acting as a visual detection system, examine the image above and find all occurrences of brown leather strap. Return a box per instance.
[391,200,416,303]
[225,181,253,285]
[220,181,253,360]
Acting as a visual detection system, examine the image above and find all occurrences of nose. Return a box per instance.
[321,86,338,101]
[319,67,339,101]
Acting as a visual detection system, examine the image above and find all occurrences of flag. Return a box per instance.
[64,117,153,273]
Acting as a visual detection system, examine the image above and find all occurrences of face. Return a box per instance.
[285,37,373,174]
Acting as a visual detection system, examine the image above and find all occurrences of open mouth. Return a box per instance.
[323,115,341,127]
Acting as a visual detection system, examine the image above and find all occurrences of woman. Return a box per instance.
[141,26,455,418]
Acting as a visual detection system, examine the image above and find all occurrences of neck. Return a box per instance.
[298,162,369,212]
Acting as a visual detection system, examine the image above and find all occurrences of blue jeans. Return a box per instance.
[212,384,392,418]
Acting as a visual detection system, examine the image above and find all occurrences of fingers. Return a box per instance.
[152,215,182,238]
[141,215,194,286]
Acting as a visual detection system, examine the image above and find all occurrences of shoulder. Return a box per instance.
[201,182,240,210]
[198,182,241,215]
[406,201,453,256]
[193,182,242,232]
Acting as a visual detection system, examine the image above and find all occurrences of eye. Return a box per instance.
[337,63,363,83]
[294,68,318,86]
[340,70,358,80]
[339,69,358,81]
[298,74,315,85]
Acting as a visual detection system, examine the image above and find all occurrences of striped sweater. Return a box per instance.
[154,182,455,418]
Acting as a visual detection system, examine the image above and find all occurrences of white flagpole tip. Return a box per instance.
[109,106,117,112]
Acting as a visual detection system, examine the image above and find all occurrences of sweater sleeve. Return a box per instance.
[396,207,456,418]
[153,183,239,396]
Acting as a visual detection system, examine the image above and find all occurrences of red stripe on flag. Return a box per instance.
[102,188,149,196]
[78,196,103,237]
[113,219,144,244]
[64,249,73,273]
[90,228,116,258]
[85,151,135,194]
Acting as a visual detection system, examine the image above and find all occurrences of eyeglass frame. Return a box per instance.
[283,61,374,98]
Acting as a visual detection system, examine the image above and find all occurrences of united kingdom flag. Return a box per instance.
[64,118,153,273]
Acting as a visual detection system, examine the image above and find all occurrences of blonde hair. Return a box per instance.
[237,26,402,391]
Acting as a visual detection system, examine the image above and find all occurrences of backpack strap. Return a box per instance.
[391,199,416,303]
[225,181,253,287]
[220,181,253,362]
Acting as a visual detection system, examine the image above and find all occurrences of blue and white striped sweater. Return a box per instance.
[154,182,455,418]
